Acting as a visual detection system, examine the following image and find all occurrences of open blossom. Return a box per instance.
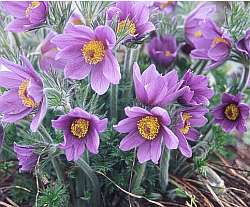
[184,3,216,47]
[2,1,48,32]
[52,107,108,161]
[51,24,121,95]
[148,35,177,66]
[153,1,177,15]
[39,32,66,72]
[236,28,250,58]
[107,2,155,39]
[175,105,208,157]
[178,70,214,105]
[133,63,188,107]
[14,143,39,172]
[115,106,178,164]
[212,93,249,133]
[0,57,47,132]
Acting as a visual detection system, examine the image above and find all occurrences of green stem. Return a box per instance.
[12,33,21,50]
[131,162,146,193]
[159,148,170,192]
[238,65,250,92]
[110,84,118,121]
[39,125,65,184]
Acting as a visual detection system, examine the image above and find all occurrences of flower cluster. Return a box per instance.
[0,1,249,174]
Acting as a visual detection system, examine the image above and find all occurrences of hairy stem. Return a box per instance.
[238,64,250,92]
[160,148,170,192]
[131,162,146,193]
[110,84,118,121]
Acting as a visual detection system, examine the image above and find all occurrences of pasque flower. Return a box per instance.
[2,1,48,32]
[115,106,178,164]
[148,35,177,66]
[39,31,66,72]
[178,70,214,105]
[174,105,208,157]
[133,63,188,107]
[212,93,249,133]
[153,1,177,15]
[107,2,155,39]
[236,28,250,58]
[0,57,47,132]
[14,143,39,172]
[52,107,108,161]
[52,24,121,95]
[68,12,83,25]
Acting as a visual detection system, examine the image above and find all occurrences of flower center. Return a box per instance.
[72,19,83,25]
[81,40,105,64]
[18,80,37,108]
[165,50,172,57]
[70,118,89,139]
[224,103,240,121]
[160,1,173,9]
[25,1,41,17]
[137,116,160,140]
[212,37,229,47]
[117,19,136,35]
[194,31,202,38]
[180,112,192,135]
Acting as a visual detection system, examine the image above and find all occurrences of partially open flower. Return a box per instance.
[68,13,83,25]
[115,106,178,164]
[133,63,188,107]
[178,69,214,105]
[212,93,249,133]
[148,35,177,67]
[14,143,39,172]
[52,24,121,95]
[236,28,250,58]
[153,1,177,15]
[175,105,208,157]
[2,1,48,32]
[107,2,155,39]
[0,57,47,132]
[52,107,108,161]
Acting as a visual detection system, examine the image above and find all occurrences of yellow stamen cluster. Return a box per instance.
[18,80,37,108]
[82,40,105,64]
[224,103,240,121]
[160,1,173,9]
[212,37,229,48]
[194,31,202,38]
[70,119,90,139]
[137,116,160,140]
[25,1,41,17]
[180,112,192,135]
[165,50,172,57]
[72,19,83,25]
[117,19,136,35]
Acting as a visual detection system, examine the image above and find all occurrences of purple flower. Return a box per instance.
[212,93,249,133]
[148,35,177,66]
[153,1,177,15]
[0,57,47,132]
[178,69,214,105]
[2,1,48,32]
[236,29,250,58]
[115,106,178,164]
[133,63,188,107]
[39,32,66,72]
[14,143,39,172]
[175,105,208,157]
[107,2,155,39]
[52,107,108,161]
[185,3,216,47]
[51,24,121,95]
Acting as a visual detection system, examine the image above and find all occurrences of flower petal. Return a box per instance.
[119,130,145,151]
[86,129,100,154]
[162,126,179,149]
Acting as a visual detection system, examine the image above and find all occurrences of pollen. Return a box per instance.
[212,37,229,48]
[180,112,192,135]
[25,1,41,17]
[165,50,172,57]
[194,31,202,38]
[137,116,160,140]
[70,119,90,139]
[224,103,240,121]
[72,19,83,25]
[160,1,173,9]
[82,40,105,64]
[117,19,136,35]
[18,80,37,108]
